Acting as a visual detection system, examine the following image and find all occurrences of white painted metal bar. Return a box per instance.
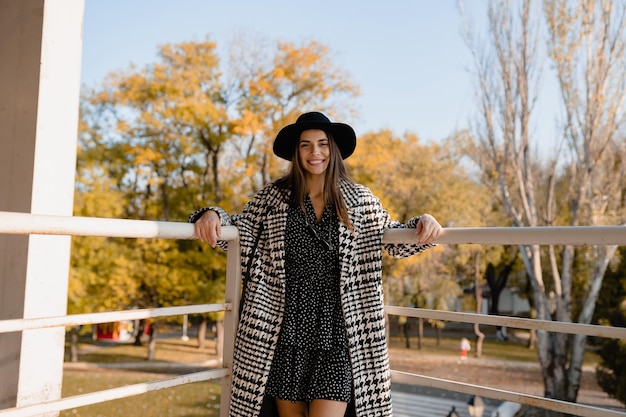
[0,303,227,334]
[0,211,238,241]
[220,239,243,417]
[385,306,626,340]
[0,369,228,417]
[384,226,626,245]
[2,211,625,417]
[391,371,626,417]
[2,211,626,245]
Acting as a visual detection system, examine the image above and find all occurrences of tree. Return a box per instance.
[346,129,499,347]
[485,247,522,340]
[544,0,626,401]
[74,37,361,354]
[87,40,228,215]
[461,0,626,406]
[229,38,361,194]
[593,247,626,405]
[78,74,229,355]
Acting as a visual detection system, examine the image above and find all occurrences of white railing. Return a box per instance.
[2,211,626,244]
[0,211,625,417]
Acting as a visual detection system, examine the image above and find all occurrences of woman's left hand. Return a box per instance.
[415,213,443,245]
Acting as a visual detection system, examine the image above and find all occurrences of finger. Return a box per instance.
[194,222,206,243]
[195,221,215,246]
[415,219,430,243]
[418,215,443,243]
[200,223,212,244]
[418,232,433,244]
[417,223,439,244]
[210,223,220,248]
[415,231,427,245]
[427,226,442,243]
[194,211,218,245]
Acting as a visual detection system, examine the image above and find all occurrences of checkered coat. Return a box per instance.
[189,179,434,417]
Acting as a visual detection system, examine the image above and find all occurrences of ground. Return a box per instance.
[388,347,624,412]
[64,325,626,415]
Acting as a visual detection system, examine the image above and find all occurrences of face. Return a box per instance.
[298,129,330,178]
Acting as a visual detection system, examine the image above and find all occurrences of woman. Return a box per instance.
[190,111,442,417]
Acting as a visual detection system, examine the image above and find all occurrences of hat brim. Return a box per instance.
[273,121,356,161]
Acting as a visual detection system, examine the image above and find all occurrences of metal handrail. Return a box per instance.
[2,211,626,245]
[0,370,227,417]
[385,306,626,340]
[1,211,625,417]
[391,371,626,417]
[0,304,227,334]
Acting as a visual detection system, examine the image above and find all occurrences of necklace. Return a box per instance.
[303,212,334,251]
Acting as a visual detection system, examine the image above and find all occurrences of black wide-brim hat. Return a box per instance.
[273,111,357,161]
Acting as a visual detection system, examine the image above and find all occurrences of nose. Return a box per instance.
[312,144,322,155]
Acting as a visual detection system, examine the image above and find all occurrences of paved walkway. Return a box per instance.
[392,385,500,417]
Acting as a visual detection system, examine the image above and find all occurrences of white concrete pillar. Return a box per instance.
[0,0,84,413]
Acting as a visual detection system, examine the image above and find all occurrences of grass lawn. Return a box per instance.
[61,369,221,417]
[386,329,601,365]
[60,326,602,416]
[62,330,222,417]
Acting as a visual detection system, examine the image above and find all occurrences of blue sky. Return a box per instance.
[81,1,556,147]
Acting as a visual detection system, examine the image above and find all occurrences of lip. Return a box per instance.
[307,159,325,165]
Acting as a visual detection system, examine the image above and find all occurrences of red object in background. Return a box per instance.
[95,320,149,341]
[96,322,119,340]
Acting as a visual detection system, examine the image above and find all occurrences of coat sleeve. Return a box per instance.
[187,206,232,251]
[228,186,275,255]
[357,184,436,258]
[384,214,436,258]
[187,184,275,251]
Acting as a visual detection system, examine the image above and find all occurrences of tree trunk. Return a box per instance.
[216,320,224,358]
[525,286,537,349]
[197,316,207,349]
[486,261,513,341]
[474,253,485,358]
[527,328,536,349]
[473,323,484,359]
[418,318,424,350]
[133,319,145,346]
[70,327,79,363]
[147,322,157,361]
[402,321,410,348]
[566,248,616,401]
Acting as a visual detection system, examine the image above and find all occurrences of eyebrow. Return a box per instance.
[300,137,329,144]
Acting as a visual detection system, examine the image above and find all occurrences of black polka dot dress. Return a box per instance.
[265,196,353,403]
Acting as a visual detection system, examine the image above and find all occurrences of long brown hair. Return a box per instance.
[274,131,354,228]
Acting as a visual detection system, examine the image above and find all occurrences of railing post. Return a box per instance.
[220,238,242,417]
[0,1,84,413]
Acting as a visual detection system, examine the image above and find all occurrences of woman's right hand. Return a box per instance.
[194,210,221,248]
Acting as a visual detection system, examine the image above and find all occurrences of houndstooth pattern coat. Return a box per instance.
[189,179,435,417]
